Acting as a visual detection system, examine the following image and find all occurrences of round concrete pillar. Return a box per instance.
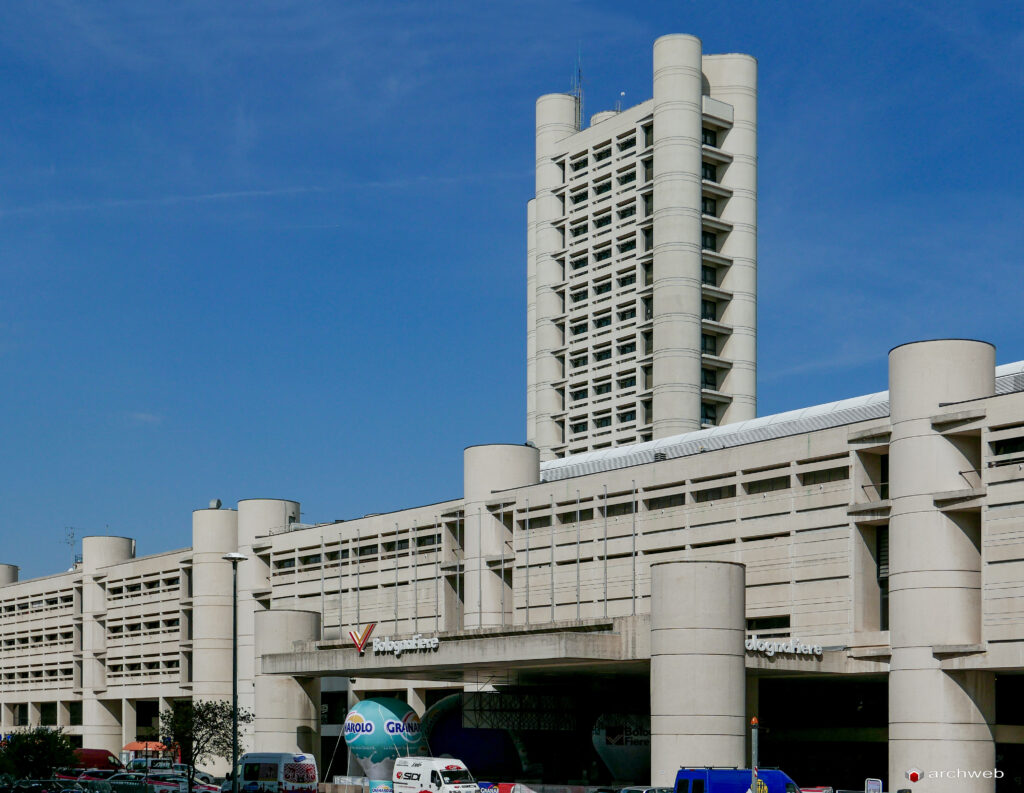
[81,536,134,572]
[532,92,578,458]
[464,444,540,628]
[888,340,996,791]
[652,34,705,438]
[0,564,18,586]
[254,609,321,758]
[701,53,758,424]
[191,506,239,700]
[236,499,300,717]
[650,560,746,784]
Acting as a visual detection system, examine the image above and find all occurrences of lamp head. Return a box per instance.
[222,552,247,564]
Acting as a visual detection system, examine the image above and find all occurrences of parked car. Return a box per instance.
[107,773,146,783]
[621,787,673,793]
[143,774,189,793]
[170,767,216,789]
[78,770,121,782]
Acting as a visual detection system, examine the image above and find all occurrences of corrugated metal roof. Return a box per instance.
[540,360,1024,483]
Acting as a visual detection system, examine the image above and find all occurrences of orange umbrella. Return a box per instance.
[123,741,166,752]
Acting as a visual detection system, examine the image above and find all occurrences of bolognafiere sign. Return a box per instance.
[745,637,823,658]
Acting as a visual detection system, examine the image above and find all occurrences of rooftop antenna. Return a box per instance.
[64,526,78,568]
[570,45,584,130]
[615,91,625,112]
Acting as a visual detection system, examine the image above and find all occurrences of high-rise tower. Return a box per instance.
[527,34,757,459]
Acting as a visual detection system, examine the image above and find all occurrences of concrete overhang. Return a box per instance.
[260,615,890,681]
[261,619,639,682]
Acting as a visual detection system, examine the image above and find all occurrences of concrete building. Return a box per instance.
[527,34,758,459]
[4,339,1024,792]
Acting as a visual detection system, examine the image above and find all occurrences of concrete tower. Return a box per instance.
[527,34,757,459]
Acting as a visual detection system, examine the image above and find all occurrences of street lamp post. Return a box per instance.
[223,552,247,793]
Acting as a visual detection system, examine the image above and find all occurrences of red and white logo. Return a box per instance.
[906,768,923,783]
[349,623,376,653]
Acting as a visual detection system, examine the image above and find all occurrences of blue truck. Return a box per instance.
[674,768,802,793]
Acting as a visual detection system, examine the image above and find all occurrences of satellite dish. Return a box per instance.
[209,498,222,509]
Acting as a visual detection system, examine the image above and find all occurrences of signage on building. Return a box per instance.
[744,637,823,658]
[372,634,441,657]
[349,623,376,653]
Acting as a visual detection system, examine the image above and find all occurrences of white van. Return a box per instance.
[392,757,477,793]
[229,752,318,793]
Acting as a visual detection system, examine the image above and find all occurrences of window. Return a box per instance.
[571,222,588,238]
[618,410,636,423]
[648,493,685,510]
[701,196,717,216]
[594,212,612,230]
[643,330,654,355]
[992,436,1024,456]
[701,368,717,390]
[746,615,790,638]
[618,204,636,220]
[618,376,637,389]
[594,348,612,362]
[701,162,717,181]
[570,388,588,401]
[618,238,637,253]
[570,355,587,368]
[618,341,636,355]
[571,257,587,270]
[594,382,612,395]
[701,300,717,321]
[594,180,612,196]
[694,483,735,502]
[746,475,790,495]
[594,147,612,162]
[642,123,653,148]
[618,136,636,151]
[594,247,612,262]
[618,307,637,321]
[800,466,850,485]
[571,323,587,336]
[571,190,588,205]
[594,315,612,329]
[571,290,587,303]
[701,231,717,251]
[571,157,587,172]
[701,265,717,285]
[570,421,587,433]
[594,416,612,428]
[702,127,718,146]
[701,402,718,425]
[701,333,717,355]
[594,280,612,295]
[877,525,889,631]
[618,273,636,287]
[618,169,637,186]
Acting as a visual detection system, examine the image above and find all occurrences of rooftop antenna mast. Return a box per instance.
[64,526,78,568]
[571,46,584,130]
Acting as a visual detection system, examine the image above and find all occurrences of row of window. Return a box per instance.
[0,593,75,615]
[1,630,74,649]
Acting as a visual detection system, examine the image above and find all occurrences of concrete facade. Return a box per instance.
[527,34,758,460]
[4,340,1024,790]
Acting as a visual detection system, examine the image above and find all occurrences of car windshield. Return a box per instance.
[439,770,474,785]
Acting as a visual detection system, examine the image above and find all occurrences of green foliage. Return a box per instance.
[0,726,77,779]
[159,700,254,785]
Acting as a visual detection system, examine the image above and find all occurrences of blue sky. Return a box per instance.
[1,1,1021,579]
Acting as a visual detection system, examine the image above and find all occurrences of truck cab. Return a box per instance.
[393,757,478,793]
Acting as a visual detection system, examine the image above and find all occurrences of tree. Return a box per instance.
[0,726,77,779]
[160,700,254,790]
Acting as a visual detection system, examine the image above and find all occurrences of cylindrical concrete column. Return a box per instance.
[254,609,321,758]
[80,537,135,693]
[888,339,996,792]
[81,536,135,572]
[191,506,239,701]
[463,444,540,628]
[238,499,300,722]
[533,92,578,458]
[650,560,746,784]
[702,54,757,424]
[526,198,538,446]
[652,34,705,438]
[83,698,122,756]
[0,564,18,586]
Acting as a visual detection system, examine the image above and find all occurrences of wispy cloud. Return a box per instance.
[0,186,325,218]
